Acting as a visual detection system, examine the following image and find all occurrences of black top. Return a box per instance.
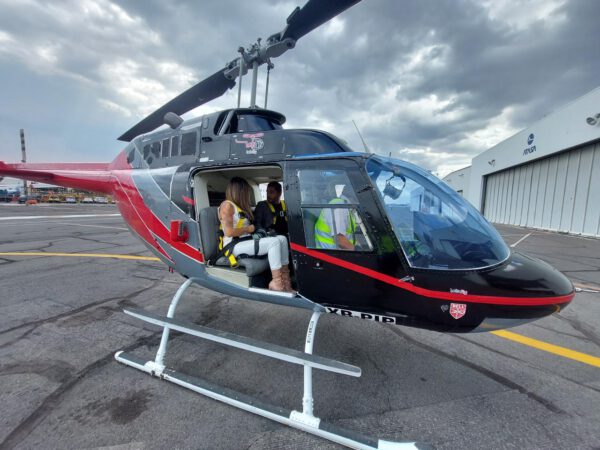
[254,200,288,235]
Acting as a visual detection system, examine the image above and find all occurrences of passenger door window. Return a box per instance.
[298,169,372,251]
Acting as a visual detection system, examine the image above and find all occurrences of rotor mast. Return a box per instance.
[228,34,294,109]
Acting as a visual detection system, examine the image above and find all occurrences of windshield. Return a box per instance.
[366,156,510,270]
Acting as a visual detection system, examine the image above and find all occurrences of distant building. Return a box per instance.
[442,166,471,201]
[444,87,600,238]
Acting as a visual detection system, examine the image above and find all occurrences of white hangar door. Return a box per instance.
[483,141,600,237]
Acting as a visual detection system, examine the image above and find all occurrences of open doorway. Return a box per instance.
[193,165,284,289]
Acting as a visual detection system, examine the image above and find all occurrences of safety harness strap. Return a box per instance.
[210,233,253,267]
[267,200,287,224]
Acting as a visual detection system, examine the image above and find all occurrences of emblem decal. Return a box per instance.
[449,303,467,320]
[235,133,265,154]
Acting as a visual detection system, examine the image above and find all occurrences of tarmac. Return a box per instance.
[0,203,599,450]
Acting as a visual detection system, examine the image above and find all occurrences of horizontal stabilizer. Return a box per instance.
[0,161,113,194]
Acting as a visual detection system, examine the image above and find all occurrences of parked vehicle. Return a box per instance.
[82,197,94,203]
[65,197,77,204]
[94,196,108,204]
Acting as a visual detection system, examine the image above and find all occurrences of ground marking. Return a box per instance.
[0,213,121,221]
[510,232,532,248]
[0,252,160,262]
[53,221,129,231]
[491,329,600,368]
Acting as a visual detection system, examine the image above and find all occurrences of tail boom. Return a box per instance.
[0,162,113,194]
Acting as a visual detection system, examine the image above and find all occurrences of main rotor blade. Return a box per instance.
[281,0,362,42]
[117,0,362,142]
[118,68,236,142]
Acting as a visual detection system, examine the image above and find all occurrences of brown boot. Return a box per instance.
[280,266,296,294]
[269,269,285,292]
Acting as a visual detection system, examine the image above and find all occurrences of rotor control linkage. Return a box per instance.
[115,278,424,449]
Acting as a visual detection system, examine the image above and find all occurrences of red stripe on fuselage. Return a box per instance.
[110,151,204,262]
[290,243,574,306]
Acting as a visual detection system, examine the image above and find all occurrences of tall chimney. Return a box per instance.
[20,129,27,195]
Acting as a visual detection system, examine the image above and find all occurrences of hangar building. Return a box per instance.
[443,87,600,238]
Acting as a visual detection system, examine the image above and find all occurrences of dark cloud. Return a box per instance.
[0,0,598,177]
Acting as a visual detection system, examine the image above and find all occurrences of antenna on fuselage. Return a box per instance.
[352,120,371,153]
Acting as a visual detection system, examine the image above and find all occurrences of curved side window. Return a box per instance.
[366,156,509,270]
[298,169,372,252]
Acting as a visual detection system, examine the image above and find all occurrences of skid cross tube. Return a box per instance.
[115,278,423,449]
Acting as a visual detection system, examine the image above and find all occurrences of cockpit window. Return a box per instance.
[236,115,282,132]
[366,156,510,270]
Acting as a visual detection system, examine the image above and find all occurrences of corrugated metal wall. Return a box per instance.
[483,141,600,237]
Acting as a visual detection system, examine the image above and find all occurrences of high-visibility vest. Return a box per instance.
[267,200,287,225]
[314,198,356,249]
[218,200,250,267]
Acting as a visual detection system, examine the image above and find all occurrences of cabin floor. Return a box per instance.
[1,203,599,450]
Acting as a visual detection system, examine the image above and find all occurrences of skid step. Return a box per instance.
[248,287,297,298]
[115,352,423,450]
[124,308,361,377]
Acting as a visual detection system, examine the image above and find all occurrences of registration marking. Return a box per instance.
[326,307,398,324]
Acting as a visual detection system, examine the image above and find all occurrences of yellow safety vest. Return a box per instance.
[218,200,250,267]
[267,200,287,225]
[314,198,356,249]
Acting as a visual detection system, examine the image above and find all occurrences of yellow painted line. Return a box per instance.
[491,329,600,368]
[0,252,160,262]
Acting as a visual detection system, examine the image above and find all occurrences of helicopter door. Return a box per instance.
[285,160,382,309]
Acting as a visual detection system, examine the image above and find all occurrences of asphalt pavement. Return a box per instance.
[0,203,599,450]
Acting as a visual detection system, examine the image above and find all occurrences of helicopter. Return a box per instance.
[0,0,575,448]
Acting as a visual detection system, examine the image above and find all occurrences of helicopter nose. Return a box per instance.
[471,251,574,332]
[504,251,574,299]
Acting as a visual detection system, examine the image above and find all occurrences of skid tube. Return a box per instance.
[115,278,428,450]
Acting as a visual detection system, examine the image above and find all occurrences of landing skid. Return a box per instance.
[115,278,426,449]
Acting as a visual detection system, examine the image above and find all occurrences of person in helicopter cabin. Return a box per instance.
[314,183,356,251]
[254,181,288,236]
[218,177,294,292]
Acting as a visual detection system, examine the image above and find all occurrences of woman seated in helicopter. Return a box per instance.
[218,177,294,293]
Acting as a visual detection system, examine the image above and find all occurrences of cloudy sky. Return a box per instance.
[0,0,598,178]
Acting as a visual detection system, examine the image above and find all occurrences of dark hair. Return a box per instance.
[267,181,282,194]
[226,177,254,220]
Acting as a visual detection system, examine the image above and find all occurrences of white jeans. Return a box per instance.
[232,235,289,270]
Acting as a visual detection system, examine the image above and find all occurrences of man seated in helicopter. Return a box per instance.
[314,184,356,251]
[254,181,288,236]
[218,177,294,292]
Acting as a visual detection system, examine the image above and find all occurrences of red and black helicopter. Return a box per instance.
[0,1,575,448]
